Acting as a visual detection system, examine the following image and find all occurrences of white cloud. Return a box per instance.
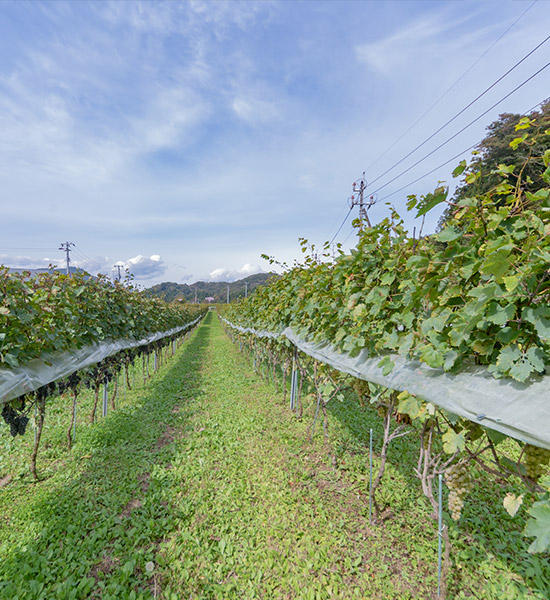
[355,9,475,75]
[208,263,264,282]
[232,96,279,124]
[124,254,167,279]
[0,254,59,270]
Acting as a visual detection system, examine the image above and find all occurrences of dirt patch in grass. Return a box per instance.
[156,426,177,450]
[89,553,119,580]
[138,472,150,493]
[119,498,143,518]
[0,474,12,488]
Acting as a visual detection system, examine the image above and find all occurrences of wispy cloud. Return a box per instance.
[355,9,475,75]
[1,0,550,287]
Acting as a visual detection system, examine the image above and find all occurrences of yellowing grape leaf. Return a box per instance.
[503,493,524,517]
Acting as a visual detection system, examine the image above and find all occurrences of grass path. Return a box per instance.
[1,312,548,599]
[158,313,432,600]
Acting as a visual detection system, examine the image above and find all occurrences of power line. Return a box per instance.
[72,245,106,272]
[369,59,550,197]
[326,202,350,238]
[367,33,550,192]
[332,96,549,245]
[364,0,539,174]
[377,96,550,204]
[0,247,58,251]
[329,206,353,244]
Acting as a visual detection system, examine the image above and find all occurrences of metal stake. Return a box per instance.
[102,381,108,417]
[73,395,77,442]
[290,358,296,411]
[438,473,443,598]
[369,428,373,525]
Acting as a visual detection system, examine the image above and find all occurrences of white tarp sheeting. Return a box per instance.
[221,317,550,450]
[0,316,204,405]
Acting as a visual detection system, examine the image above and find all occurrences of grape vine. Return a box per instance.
[222,122,550,594]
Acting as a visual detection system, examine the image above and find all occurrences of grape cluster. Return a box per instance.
[352,379,370,406]
[1,404,29,437]
[445,463,473,521]
[523,444,550,481]
[377,405,388,418]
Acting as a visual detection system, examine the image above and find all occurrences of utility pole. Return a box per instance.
[113,264,123,281]
[194,288,197,304]
[245,281,248,298]
[227,285,230,304]
[350,173,377,230]
[59,241,75,275]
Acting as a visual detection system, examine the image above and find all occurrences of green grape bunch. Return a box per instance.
[352,379,370,406]
[445,463,473,521]
[523,444,550,481]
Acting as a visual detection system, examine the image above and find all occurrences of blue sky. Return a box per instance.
[1,0,549,286]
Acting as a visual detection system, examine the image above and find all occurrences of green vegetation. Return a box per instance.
[146,273,275,304]
[225,119,550,595]
[0,268,203,368]
[230,122,550,380]
[438,100,550,228]
[1,314,549,599]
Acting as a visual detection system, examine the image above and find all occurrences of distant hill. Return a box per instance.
[146,272,276,303]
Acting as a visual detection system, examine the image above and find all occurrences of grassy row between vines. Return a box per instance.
[0,312,548,599]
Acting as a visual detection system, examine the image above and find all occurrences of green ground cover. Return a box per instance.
[0,312,548,599]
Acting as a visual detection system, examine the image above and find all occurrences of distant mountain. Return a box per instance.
[146,272,276,303]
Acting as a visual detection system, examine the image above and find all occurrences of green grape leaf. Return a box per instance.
[485,428,507,446]
[415,186,448,218]
[377,355,395,376]
[515,117,532,131]
[397,391,422,419]
[523,306,550,341]
[443,349,459,370]
[335,328,347,342]
[494,163,516,175]
[442,429,466,454]
[502,275,520,293]
[436,227,462,243]
[496,345,522,371]
[420,345,444,368]
[465,171,481,184]
[480,250,512,279]
[509,358,536,382]
[352,303,367,319]
[486,302,516,326]
[456,197,477,207]
[526,346,545,374]
[524,500,550,553]
[319,382,335,397]
[3,353,19,368]
[452,160,467,178]
[509,136,527,150]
